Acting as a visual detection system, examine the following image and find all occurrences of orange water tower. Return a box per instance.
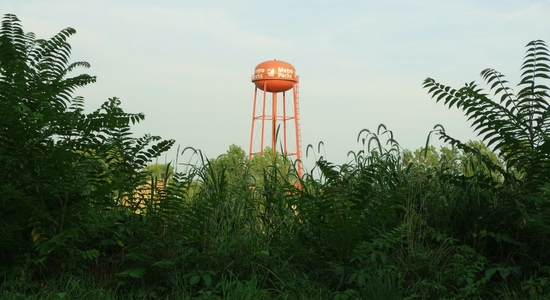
[248,59,303,178]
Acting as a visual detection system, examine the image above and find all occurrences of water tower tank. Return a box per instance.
[252,59,296,92]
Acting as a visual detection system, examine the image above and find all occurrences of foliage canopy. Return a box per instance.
[424,40,550,188]
[3,13,550,300]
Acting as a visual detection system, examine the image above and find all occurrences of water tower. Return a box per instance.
[248,59,303,178]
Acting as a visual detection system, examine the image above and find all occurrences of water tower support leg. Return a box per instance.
[272,92,277,151]
[260,84,267,155]
[283,91,288,154]
[249,87,258,158]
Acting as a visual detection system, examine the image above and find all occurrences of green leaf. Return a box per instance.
[203,274,212,287]
[151,260,174,269]
[117,267,146,279]
[189,275,201,285]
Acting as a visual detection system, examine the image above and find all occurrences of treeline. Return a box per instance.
[2,13,550,299]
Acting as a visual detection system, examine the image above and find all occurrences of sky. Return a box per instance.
[2,0,550,171]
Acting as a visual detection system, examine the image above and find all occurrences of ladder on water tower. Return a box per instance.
[294,81,302,159]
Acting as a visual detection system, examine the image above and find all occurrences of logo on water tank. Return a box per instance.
[267,68,275,77]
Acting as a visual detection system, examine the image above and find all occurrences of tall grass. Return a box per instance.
[4,125,549,299]
[3,14,550,299]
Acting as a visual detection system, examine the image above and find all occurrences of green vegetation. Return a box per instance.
[1,13,550,299]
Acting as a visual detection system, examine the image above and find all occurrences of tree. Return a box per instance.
[249,147,298,188]
[0,14,173,279]
[423,40,550,188]
[403,145,447,168]
[459,140,503,179]
[209,144,248,188]
[423,40,550,282]
[402,142,503,180]
[143,163,174,181]
[204,145,299,190]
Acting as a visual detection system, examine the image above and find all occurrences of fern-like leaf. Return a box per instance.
[425,40,550,188]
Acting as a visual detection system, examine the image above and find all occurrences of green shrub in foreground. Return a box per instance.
[3,12,550,299]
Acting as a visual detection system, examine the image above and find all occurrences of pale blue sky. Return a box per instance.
[2,1,550,169]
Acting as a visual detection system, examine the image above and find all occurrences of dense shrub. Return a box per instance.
[2,13,550,300]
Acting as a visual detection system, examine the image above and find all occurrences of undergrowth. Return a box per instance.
[1,13,550,299]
